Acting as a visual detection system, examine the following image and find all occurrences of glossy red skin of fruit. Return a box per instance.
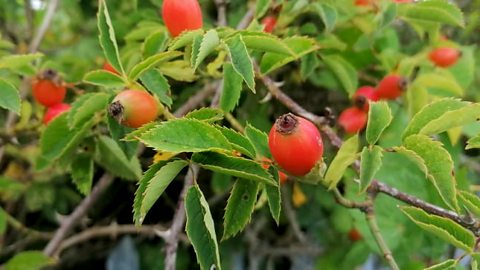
[261,157,288,184]
[375,74,407,100]
[393,0,412,3]
[32,79,66,107]
[103,62,120,75]
[162,0,203,37]
[261,16,277,33]
[111,90,160,128]
[353,86,378,112]
[429,47,460,68]
[268,114,323,177]
[348,228,363,241]
[338,107,368,134]
[43,103,71,125]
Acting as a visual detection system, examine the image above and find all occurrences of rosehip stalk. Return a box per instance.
[268,114,323,176]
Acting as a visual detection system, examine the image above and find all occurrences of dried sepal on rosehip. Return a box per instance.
[108,89,160,128]
[338,107,368,134]
[375,74,408,100]
[32,69,67,107]
[162,0,203,37]
[268,113,324,176]
[353,86,378,112]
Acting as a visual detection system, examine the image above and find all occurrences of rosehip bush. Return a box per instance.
[1,1,480,270]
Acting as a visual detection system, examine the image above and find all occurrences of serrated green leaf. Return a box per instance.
[404,135,458,210]
[39,114,93,166]
[360,146,383,193]
[5,251,53,270]
[265,166,281,224]
[458,191,480,217]
[398,0,465,27]
[83,70,126,88]
[225,35,255,92]
[192,30,220,70]
[138,118,232,153]
[401,206,474,252]
[255,0,271,18]
[260,36,320,74]
[392,146,428,178]
[326,135,359,189]
[185,185,222,270]
[223,179,260,239]
[0,78,21,114]
[0,53,43,70]
[216,126,256,159]
[141,160,188,223]
[245,123,271,158]
[414,71,464,97]
[466,135,480,150]
[419,103,480,136]
[366,101,393,145]
[191,152,277,186]
[140,69,172,107]
[125,21,163,40]
[67,92,110,129]
[424,259,457,270]
[322,55,358,95]
[220,62,243,112]
[143,31,168,58]
[239,31,294,55]
[158,60,198,82]
[98,0,124,74]
[403,98,467,140]
[95,135,142,180]
[185,108,224,123]
[312,3,337,32]
[377,3,397,29]
[106,115,138,159]
[168,29,204,50]
[123,122,158,142]
[133,162,164,225]
[71,153,94,196]
[128,51,182,81]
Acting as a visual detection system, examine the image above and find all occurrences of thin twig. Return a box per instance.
[236,9,254,30]
[225,113,245,133]
[57,224,170,256]
[164,164,198,270]
[213,0,228,27]
[29,0,60,53]
[173,83,217,117]
[1,208,53,239]
[281,186,307,243]
[365,192,400,270]
[43,173,115,257]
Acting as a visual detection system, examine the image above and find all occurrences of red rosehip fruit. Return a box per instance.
[348,228,363,241]
[375,74,408,100]
[353,86,378,112]
[108,90,160,128]
[32,69,66,107]
[103,62,120,75]
[429,47,461,68]
[355,0,371,6]
[338,107,368,134]
[393,0,412,3]
[268,114,323,176]
[162,0,203,37]
[261,16,277,33]
[261,157,288,184]
[43,103,71,125]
